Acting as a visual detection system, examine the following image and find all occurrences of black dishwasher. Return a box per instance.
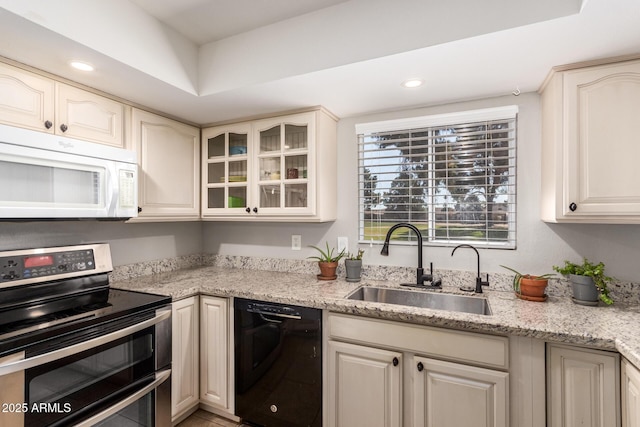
[234,298,322,427]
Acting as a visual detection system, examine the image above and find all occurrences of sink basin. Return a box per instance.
[346,286,491,315]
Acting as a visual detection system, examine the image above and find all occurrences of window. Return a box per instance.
[356,106,517,248]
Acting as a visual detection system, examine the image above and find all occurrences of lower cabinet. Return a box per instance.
[171,296,200,421]
[327,340,402,427]
[622,358,640,427]
[413,356,508,427]
[200,295,233,414]
[326,313,509,427]
[547,343,620,427]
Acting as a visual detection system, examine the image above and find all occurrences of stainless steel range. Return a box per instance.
[0,243,171,427]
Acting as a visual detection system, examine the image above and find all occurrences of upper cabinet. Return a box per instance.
[131,108,200,221]
[540,57,640,223]
[0,62,129,148]
[202,108,337,222]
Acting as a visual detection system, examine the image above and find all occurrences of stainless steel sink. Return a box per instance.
[346,286,492,315]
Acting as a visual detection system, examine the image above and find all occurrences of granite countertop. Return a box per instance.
[112,265,640,367]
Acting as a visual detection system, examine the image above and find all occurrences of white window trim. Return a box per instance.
[355,105,519,135]
[356,105,518,249]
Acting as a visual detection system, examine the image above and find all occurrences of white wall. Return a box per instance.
[204,92,640,282]
[0,221,203,266]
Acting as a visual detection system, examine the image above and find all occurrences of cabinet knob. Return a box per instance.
[253,207,258,214]
[44,120,53,129]
[392,357,399,367]
[245,207,251,214]
[137,207,142,213]
[60,124,68,133]
[417,362,424,372]
[569,202,577,212]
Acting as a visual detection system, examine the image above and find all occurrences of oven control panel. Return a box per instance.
[0,248,96,283]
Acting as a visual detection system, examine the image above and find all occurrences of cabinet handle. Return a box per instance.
[44,120,53,129]
[60,124,68,133]
[392,357,399,367]
[245,207,251,214]
[569,202,577,212]
[253,207,258,214]
[137,207,142,213]
[417,362,424,372]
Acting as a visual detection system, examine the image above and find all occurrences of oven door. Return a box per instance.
[0,307,170,427]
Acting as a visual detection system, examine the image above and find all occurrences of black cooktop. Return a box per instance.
[0,285,170,358]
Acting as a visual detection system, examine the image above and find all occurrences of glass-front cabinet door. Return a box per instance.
[254,113,314,215]
[201,109,336,221]
[202,124,251,214]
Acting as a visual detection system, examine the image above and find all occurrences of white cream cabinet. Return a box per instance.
[540,57,640,223]
[547,343,620,427]
[200,295,233,415]
[622,358,640,427]
[201,108,337,222]
[171,296,200,422]
[131,108,200,220]
[327,340,402,427]
[326,313,509,427]
[0,61,129,148]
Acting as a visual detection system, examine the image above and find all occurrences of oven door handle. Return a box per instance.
[0,308,171,377]
[72,368,171,427]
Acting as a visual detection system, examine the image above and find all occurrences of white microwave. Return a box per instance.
[0,124,138,219]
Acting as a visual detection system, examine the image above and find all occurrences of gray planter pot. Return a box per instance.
[345,259,362,282]
[569,274,599,305]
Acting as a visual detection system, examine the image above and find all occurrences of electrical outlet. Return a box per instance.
[291,235,302,251]
[337,236,348,254]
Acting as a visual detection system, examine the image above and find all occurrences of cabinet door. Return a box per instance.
[200,296,229,410]
[132,108,200,219]
[55,83,128,148]
[563,60,640,218]
[413,356,508,427]
[622,359,640,427]
[547,344,620,427]
[202,124,252,215]
[0,62,54,132]
[252,112,315,216]
[171,297,199,420]
[327,340,402,427]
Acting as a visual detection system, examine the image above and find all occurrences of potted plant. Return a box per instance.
[553,259,613,305]
[308,242,345,280]
[345,249,365,282]
[501,265,554,302]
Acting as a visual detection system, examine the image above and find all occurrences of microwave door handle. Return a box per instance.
[72,368,171,427]
[105,167,117,216]
[0,308,171,377]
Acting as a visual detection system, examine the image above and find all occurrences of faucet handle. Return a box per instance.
[482,273,490,286]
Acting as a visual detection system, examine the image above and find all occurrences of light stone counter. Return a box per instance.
[112,265,640,368]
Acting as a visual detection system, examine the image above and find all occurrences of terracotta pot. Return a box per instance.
[516,276,548,301]
[317,261,338,280]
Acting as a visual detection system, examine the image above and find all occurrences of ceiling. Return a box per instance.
[0,0,639,126]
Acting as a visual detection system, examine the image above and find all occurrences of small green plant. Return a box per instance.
[553,259,613,305]
[346,249,365,261]
[308,242,345,263]
[500,265,554,292]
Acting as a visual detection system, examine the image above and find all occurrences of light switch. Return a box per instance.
[337,236,348,254]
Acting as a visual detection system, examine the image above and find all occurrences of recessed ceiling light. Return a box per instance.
[401,79,424,88]
[70,61,94,72]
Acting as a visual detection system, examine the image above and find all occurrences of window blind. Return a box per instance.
[357,107,517,248]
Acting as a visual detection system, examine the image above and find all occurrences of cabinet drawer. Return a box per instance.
[328,313,508,369]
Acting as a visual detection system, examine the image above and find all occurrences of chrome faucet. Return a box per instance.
[451,244,489,293]
[381,223,440,288]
